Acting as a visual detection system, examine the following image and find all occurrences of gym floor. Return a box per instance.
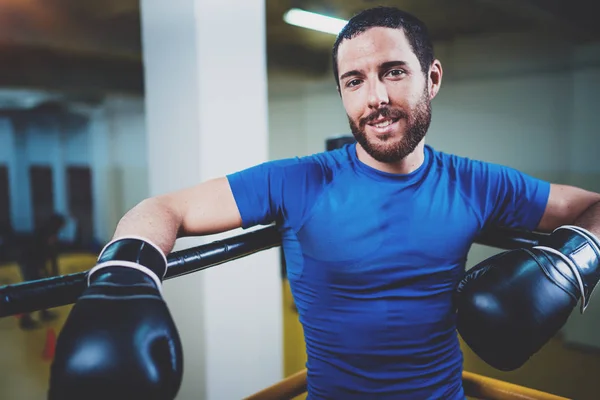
[2,255,600,399]
[0,254,97,400]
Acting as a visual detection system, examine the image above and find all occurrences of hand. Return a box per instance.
[48,237,184,400]
[455,225,600,371]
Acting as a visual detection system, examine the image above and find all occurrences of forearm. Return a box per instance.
[112,197,183,254]
[574,200,600,238]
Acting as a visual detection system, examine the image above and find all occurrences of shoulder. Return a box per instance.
[226,147,352,205]
[427,145,476,177]
[255,146,350,182]
[309,145,352,176]
[426,145,500,178]
[426,145,547,196]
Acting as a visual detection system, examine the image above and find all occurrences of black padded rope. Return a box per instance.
[0,226,281,317]
[0,225,546,317]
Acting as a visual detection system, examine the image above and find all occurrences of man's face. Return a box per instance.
[337,27,433,163]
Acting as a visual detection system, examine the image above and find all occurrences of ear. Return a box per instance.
[428,59,443,100]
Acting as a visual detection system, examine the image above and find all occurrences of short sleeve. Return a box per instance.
[473,160,551,231]
[226,156,331,230]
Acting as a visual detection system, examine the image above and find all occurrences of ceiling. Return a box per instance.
[0,0,598,104]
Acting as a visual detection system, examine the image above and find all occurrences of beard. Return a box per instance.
[348,87,432,164]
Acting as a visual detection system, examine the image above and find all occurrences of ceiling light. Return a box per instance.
[283,8,348,36]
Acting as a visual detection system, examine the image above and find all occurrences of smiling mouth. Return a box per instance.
[371,119,395,128]
[368,117,400,129]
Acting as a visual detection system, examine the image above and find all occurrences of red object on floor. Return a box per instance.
[42,328,57,361]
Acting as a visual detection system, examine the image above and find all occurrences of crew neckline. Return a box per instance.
[347,143,432,183]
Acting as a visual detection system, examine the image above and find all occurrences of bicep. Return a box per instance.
[537,184,600,232]
[160,177,243,237]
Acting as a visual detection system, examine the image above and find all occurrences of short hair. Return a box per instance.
[332,7,434,87]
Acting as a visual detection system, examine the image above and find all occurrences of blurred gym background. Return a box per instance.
[0,0,599,399]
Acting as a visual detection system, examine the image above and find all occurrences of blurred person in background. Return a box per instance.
[17,213,65,330]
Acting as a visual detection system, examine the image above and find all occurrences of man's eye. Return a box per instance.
[346,79,363,88]
[387,69,405,77]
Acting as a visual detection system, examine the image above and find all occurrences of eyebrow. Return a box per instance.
[339,60,409,82]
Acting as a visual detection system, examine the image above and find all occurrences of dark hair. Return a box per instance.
[39,214,66,238]
[332,7,434,87]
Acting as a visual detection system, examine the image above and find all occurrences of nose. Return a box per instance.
[367,79,389,109]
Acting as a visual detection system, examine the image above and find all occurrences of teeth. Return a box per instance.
[373,120,392,128]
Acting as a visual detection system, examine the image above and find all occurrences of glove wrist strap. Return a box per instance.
[537,225,600,313]
[88,261,164,295]
[90,236,168,292]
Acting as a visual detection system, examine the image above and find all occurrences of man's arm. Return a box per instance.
[537,183,600,236]
[112,177,243,254]
[457,185,600,371]
[50,177,252,397]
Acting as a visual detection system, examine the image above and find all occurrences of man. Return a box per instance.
[18,214,65,329]
[51,6,600,399]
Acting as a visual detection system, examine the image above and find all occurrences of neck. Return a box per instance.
[355,140,426,175]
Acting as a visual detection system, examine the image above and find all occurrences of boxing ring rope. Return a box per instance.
[244,368,569,400]
[0,225,545,317]
[0,225,565,399]
[461,371,568,400]
[0,226,282,317]
[245,369,307,400]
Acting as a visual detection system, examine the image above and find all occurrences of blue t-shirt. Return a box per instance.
[226,143,550,399]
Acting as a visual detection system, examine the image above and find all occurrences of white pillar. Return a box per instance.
[140,1,282,399]
[89,107,117,244]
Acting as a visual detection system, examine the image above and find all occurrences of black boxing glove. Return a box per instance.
[455,225,600,371]
[48,237,183,400]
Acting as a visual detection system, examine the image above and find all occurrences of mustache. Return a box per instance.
[360,107,408,128]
